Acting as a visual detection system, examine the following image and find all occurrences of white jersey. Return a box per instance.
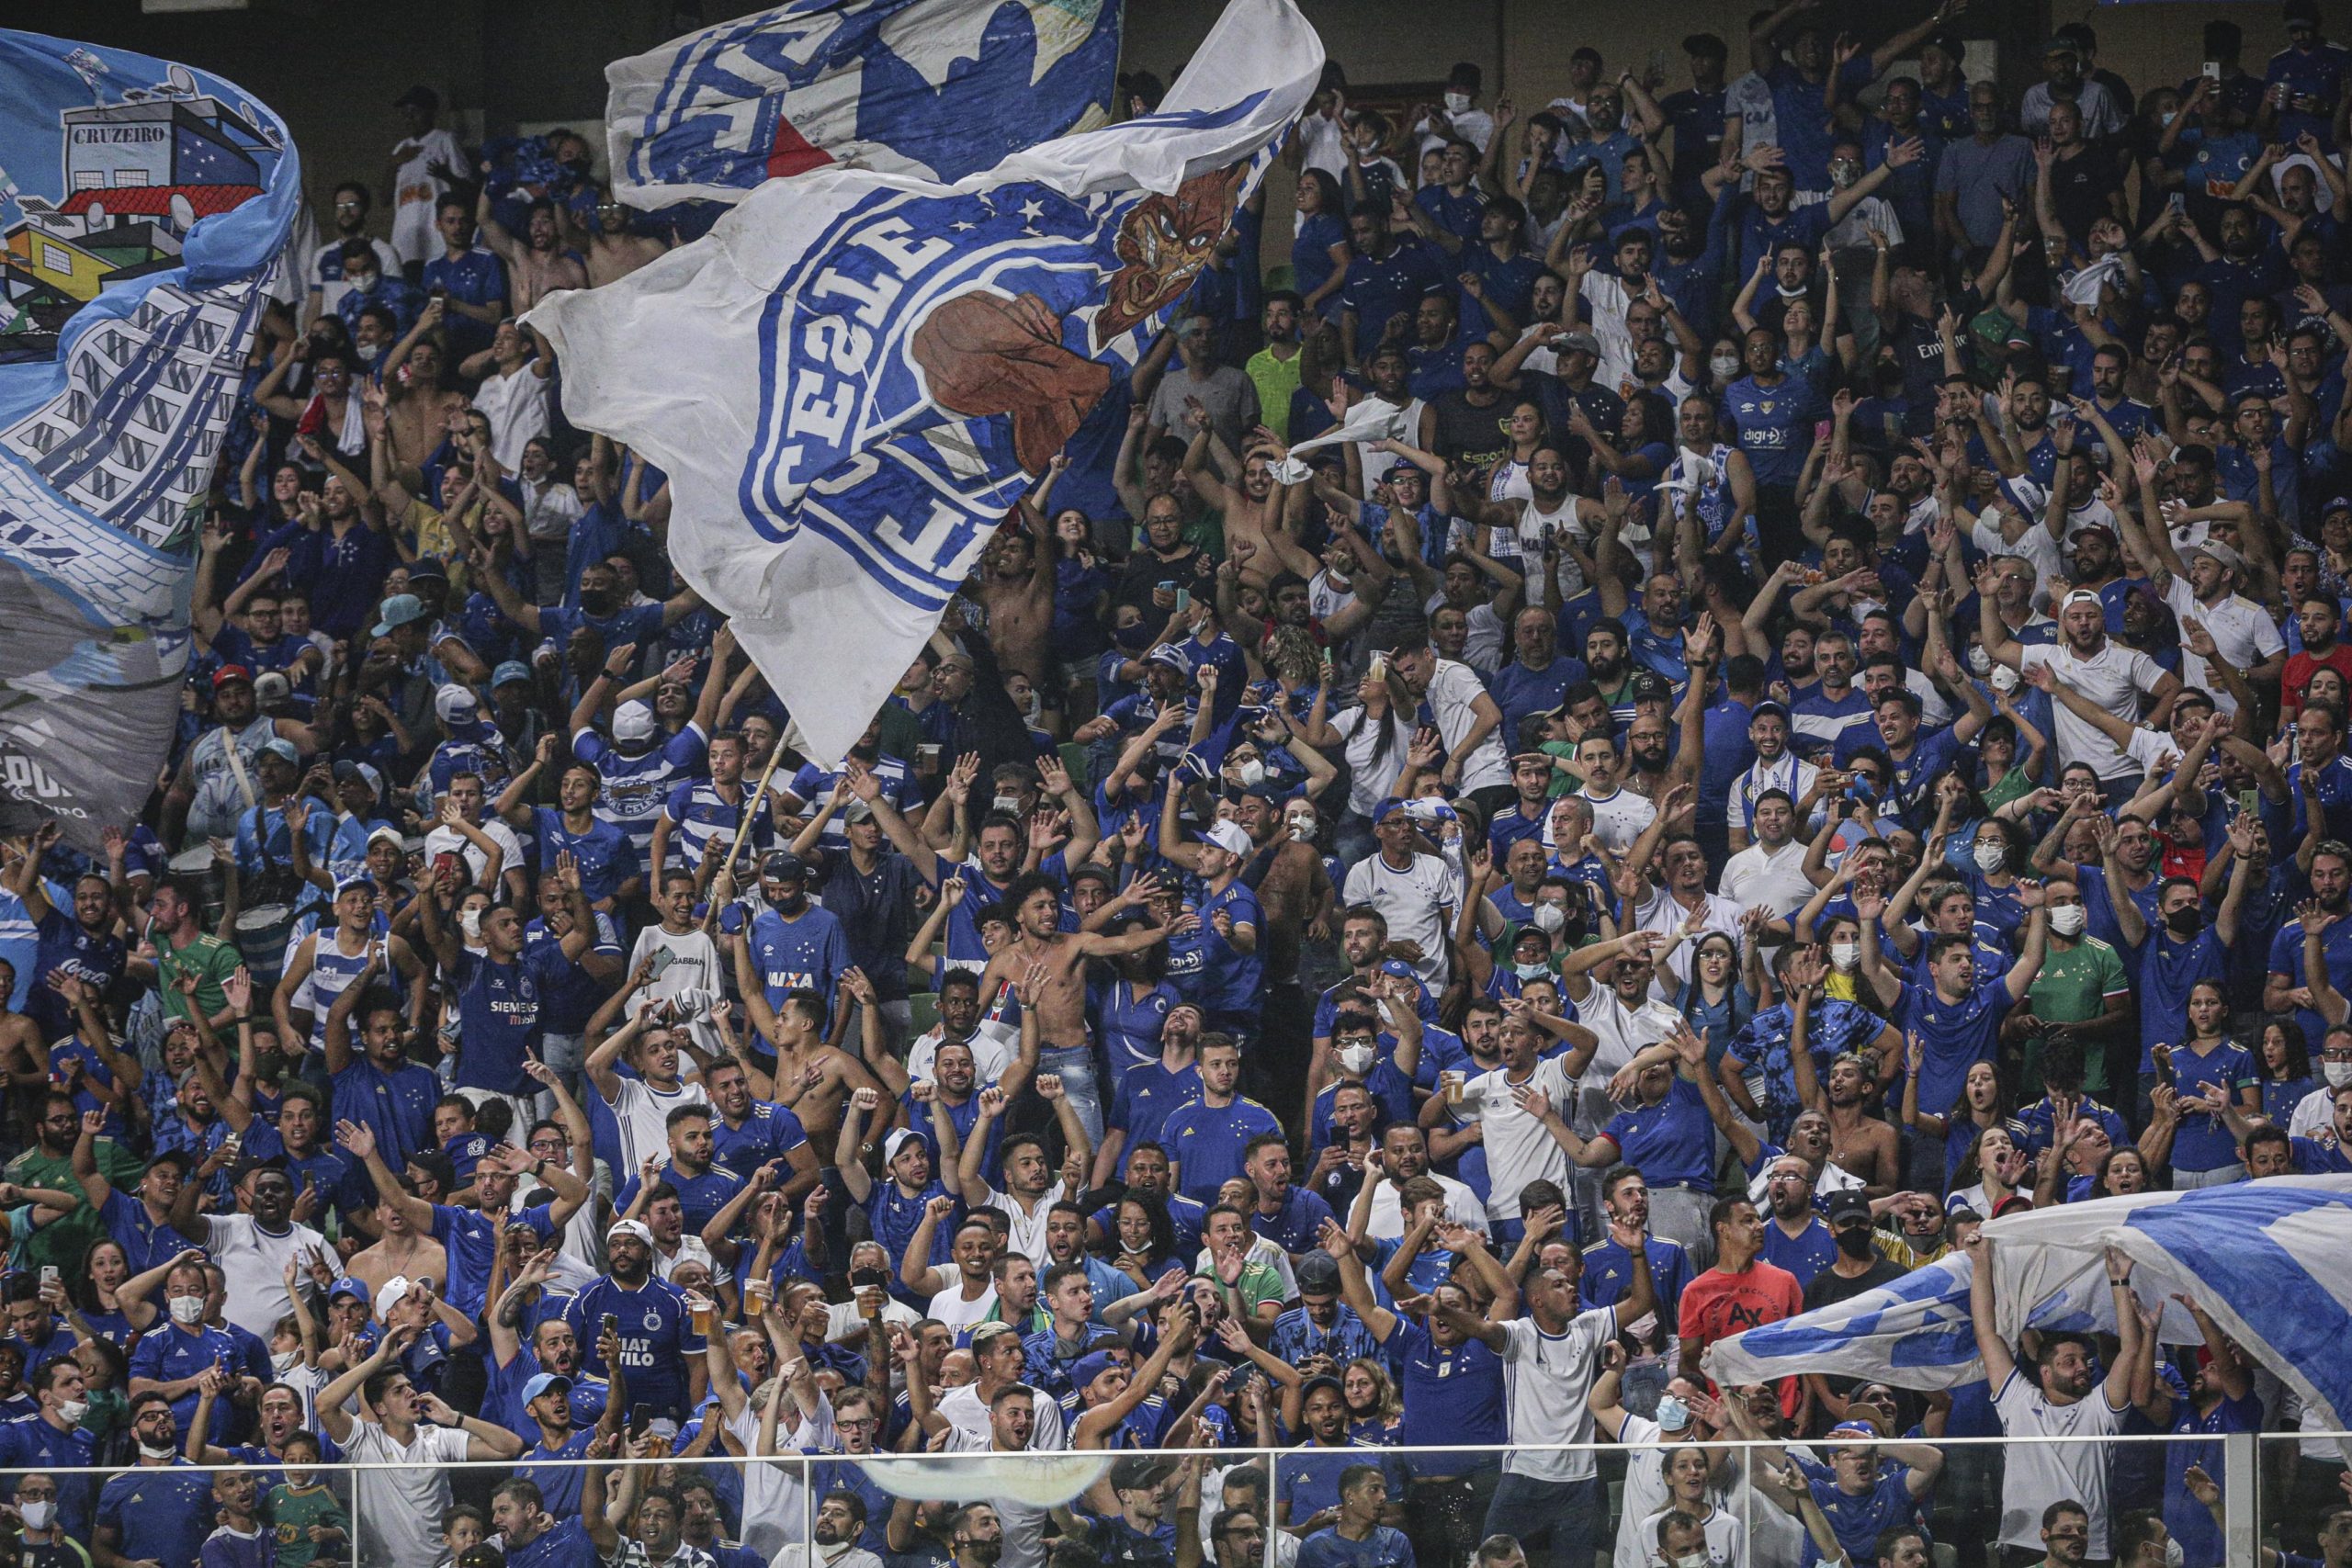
[605,1074,710,1178]
[1665,443,1738,546]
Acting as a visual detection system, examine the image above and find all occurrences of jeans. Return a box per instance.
[1035,1043,1104,1146]
[540,1031,585,1097]
[1482,1472,1601,1568]
[1334,811,1378,875]
[2172,1161,2245,1190]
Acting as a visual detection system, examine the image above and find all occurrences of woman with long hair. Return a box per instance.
[1905,1049,2019,1195]
[1340,1356,1404,1445]
[1098,1192,1180,1293]
[69,1238,155,1350]
[2161,980,2262,1190]
[1676,931,1755,1060]
[1305,654,1419,869]
[2256,1016,2316,1124]
[1293,167,1351,321]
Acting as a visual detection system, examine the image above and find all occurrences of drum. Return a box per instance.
[166,844,225,929]
[232,902,295,990]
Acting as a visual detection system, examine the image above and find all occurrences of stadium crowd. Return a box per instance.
[10,4,2352,1566]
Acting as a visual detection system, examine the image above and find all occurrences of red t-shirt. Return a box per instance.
[1679,1259,1807,1410]
[2284,645,2352,715]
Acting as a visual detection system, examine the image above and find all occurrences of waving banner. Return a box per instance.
[533,0,1321,764]
[0,32,300,847]
[1709,1178,2352,1440]
[605,0,1125,208]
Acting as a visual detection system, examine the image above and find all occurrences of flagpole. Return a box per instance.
[724,742,790,879]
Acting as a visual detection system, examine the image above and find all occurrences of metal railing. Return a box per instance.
[7,1427,2347,1568]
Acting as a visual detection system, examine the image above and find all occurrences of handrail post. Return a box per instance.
[2227,1429,2258,1567]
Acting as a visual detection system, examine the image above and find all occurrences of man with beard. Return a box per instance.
[2120,511,2283,721]
[165,664,325,845]
[1984,570,2180,793]
[486,1256,615,1438]
[769,1493,883,1568]
[1337,202,1452,375]
[474,190,587,316]
[563,1217,706,1426]
[486,1461,625,1568]
[1720,942,1902,1144]
[1966,1235,2153,1565]
[2189,206,2288,357]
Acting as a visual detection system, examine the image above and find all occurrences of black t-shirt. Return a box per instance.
[1803,1254,1907,1313]
[2047,143,2123,249]
[1428,388,1512,468]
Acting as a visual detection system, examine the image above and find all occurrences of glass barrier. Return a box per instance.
[5,1428,2337,1568]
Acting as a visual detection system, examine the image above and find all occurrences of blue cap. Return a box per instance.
[492,660,533,687]
[519,1371,573,1405]
[372,592,428,639]
[328,1277,370,1306]
[1069,1349,1122,1390]
[1372,797,1407,823]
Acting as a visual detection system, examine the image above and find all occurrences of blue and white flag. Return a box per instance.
[1709,1178,2352,1434]
[532,0,1321,764]
[0,32,300,847]
[605,0,1123,208]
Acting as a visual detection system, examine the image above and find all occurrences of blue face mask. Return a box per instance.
[1656,1393,1691,1430]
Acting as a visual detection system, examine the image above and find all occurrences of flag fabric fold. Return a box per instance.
[531,0,1322,765]
[1707,1178,2352,1436]
[605,0,1124,208]
[0,32,300,846]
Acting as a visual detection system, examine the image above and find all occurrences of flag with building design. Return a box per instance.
[0,31,301,845]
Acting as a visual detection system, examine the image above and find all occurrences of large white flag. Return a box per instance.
[531,0,1321,763]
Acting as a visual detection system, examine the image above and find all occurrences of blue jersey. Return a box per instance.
[1197,879,1264,1018]
[524,911,626,1033]
[616,1159,745,1235]
[1724,371,1826,488]
[428,1201,506,1318]
[452,945,572,1095]
[1599,1077,1716,1190]
[1159,1095,1283,1203]
[129,1322,244,1444]
[1899,975,2014,1113]
[711,1101,810,1180]
[1806,1468,1926,1563]
[530,807,641,906]
[741,903,851,1017]
[96,1462,214,1568]
[574,723,708,857]
[1580,1234,1690,1327]
[660,778,770,874]
[420,247,507,358]
[565,1275,705,1423]
[1761,1214,1839,1289]
[1094,976,1178,1091]
[782,757,922,847]
[332,1055,439,1170]
[0,1416,99,1537]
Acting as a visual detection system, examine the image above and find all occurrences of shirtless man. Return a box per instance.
[1179,409,1317,589]
[578,192,668,287]
[977,880,1169,1073]
[379,302,469,469]
[475,187,587,316]
[729,946,886,1165]
[973,505,1057,688]
[332,1120,447,1295]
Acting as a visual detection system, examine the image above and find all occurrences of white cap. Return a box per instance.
[606,1218,654,1247]
[1204,820,1252,858]
[614,700,657,743]
[434,684,478,724]
[376,1274,413,1322]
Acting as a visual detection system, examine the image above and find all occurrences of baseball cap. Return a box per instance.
[253,671,291,704]
[258,738,300,767]
[842,797,875,823]
[210,664,254,690]
[2042,33,2079,55]
[492,660,534,688]
[1069,1349,1122,1391]
[519,1371,574,1406]
[392,85,439,111]
[2060,588,2105,612]
[404,560,449,587]
[1295,1250,1342,1297]
[2194,538,2245,573]
[1630,671,1674,704]
[328,1277,370,1307]
[434,684,479,725]
[607,1218,654,1247]
[366,824,404,852]
[1556,328,1601,356]
[1750,700,1791,724]
[376,1274,413,1319]
[1827,1419,1880,1440]
[145,1148,196,1177]
[760,850,808,882]
[333,874,378,900]
[613,700,657,744]
[372,593,429,638]
[1372,797,1408,824]
[1204,820,1252,858]
[881,1128,928,1167]
[1826,1189,1875,1225]
[1145,644,1191,672]
[1111,1456,1178,1493]
[2324,495,2352,518]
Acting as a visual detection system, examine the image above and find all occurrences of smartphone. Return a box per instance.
[1173,586,1191,613]
[628,1403,652,1434]
[40,1267,58,1290]
[2239,787,2258,817]
[2202,60,2221,82]
[601,1313,619,1340]
[2167,193,2187,219]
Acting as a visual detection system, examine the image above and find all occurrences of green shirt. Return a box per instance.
[156,931,240,1024]
[4,1140,143,1272]
[2025,935,2129,1094]
[266,1483,349,1568]
[1244,346,1306,443]
[1982,768,2036,814]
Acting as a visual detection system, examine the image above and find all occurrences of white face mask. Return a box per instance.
[16,1501,52,1531]
[2165,1537,2186,1568]
[272,1349,301,1375]
[2325,1059,2352,1089]
[1337,1043,1375,1077]
[1286,813,1317,840]
[1444,91,1473,113]
[354,341,382,364]
[991,794,1022,817]
[53,1399,85,1426]
[1973,839,2007,873]
[1675,1554,1712,1568]
[1829,942,1860,971]
[1515,962,1551,980]
[2049,904,2087,938]
[168,1294,206,1325]
[138,1442,179,1461]
[458,908,481,942]
[1966,644,1992,675]
[1531,902,1566,935]
[1235,758,1267,788]
[1711,355,1742,381]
